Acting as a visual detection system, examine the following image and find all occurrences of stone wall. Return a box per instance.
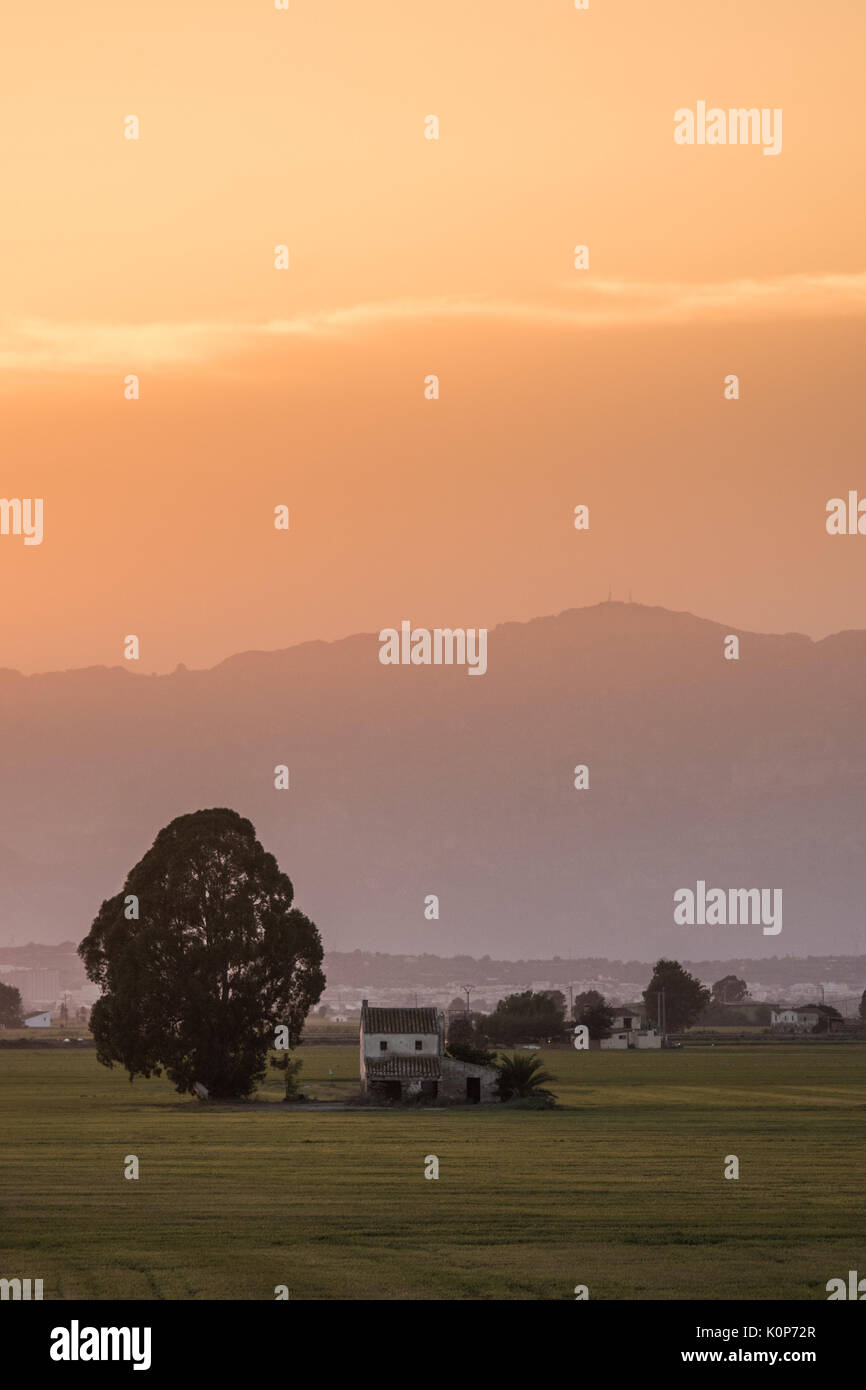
[439,1057,499,1102]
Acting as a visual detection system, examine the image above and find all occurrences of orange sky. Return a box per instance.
[2,0,865,673]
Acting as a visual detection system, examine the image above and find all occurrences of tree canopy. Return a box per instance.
[572,989,605,1019]
[573,990,614,1039]
[479,990,566,1045]
[712,974,749,1003]
[643,959,710,1033]
[78,809,325,1099]
[0,981,23,1028]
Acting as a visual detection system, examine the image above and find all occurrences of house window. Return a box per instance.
[379,1040,388,1052]
[414,1039,422,1051]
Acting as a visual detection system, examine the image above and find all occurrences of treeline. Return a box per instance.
[446,968,866,1047]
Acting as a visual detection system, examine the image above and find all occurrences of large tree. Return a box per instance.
[79,809,325,1099]
[643,959,710,1034]
[0,981,23,1028]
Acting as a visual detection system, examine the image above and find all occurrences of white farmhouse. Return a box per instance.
[23,1012,51,1028]
[359,1001,498,1102]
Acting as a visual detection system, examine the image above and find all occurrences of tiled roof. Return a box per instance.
[366,1056,441,1080]
[361,1005,440,1034]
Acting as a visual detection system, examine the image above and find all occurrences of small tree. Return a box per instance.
[712,974,749,1004]
[0,982,23,1028]
[270,1053,304,1101]
[813,1005,842,1034]
[447,1014,475,1046]
[572,989,605,1020]
[496,1053,555,1101]
[574,992,614,1040]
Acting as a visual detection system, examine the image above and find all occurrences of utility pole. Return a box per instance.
[462,985,473,1016]
[568,983,574,1019]
[657,988,667,1041]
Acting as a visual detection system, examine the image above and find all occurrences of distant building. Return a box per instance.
[23,1012,51,1028]
[359,1000,498,1103]
[771,1005,844,1033]
[601,1006,661,1049]
[609,1006,646,1032]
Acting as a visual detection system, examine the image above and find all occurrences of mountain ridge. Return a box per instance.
[0,601,863,957]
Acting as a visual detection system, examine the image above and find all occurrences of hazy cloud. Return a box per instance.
[2,272,865,370]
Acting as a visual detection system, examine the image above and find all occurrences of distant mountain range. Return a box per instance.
[1,602,864,957]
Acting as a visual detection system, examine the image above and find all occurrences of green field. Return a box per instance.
[1,1044,864,1300]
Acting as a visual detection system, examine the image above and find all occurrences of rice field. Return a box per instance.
[1,1042,863,1300]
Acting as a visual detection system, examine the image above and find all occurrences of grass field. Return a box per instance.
[1,1043,864,1300]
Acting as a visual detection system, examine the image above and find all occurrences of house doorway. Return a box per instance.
[466,1077,481,1104]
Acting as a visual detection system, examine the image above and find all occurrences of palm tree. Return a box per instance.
[495,1052,555,1101]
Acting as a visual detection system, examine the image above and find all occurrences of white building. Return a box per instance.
[359,1001,498,1102]
[601,1006,662,1049]
[771,1005,836,1033]
[24,1012,51,1028]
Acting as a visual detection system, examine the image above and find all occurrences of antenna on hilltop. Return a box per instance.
[606,584,612,603]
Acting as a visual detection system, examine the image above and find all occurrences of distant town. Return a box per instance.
[2,942,864,1025]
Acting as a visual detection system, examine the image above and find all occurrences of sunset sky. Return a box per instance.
[2,0,865,674]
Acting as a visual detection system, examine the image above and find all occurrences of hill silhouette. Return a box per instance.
[0,602,863,956]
